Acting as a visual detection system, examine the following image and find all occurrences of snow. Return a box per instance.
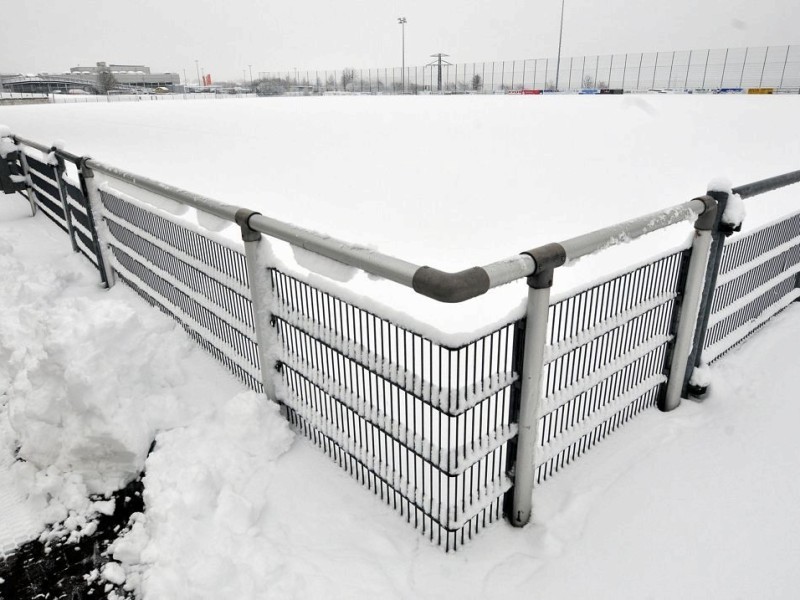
[2,96,800,598]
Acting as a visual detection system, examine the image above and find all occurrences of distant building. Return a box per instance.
[69,62,180,88]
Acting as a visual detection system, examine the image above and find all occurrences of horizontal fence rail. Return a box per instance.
[2,130,799,550]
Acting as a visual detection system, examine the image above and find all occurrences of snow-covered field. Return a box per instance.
[2,95,800,339]
[1,96,800,598]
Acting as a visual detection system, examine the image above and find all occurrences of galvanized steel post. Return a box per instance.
[685,189,737,396]
[15,148,37,216]
[661,195,718,411]
[235,209,279,402]
[77,159,116,288]
[509,243,566,527]
[53,150,79,253]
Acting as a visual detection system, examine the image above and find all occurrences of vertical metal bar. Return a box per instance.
[720,48,729,87]
[53,153,79,252]
[522,59,527,89]
[685,190,734,395]
[740,47,749,87]
[237,213,279,401]
[594,56,599,89]
[759,46,769,87]
[662,197,718,411]
[668,52,675,88]
[779,45,790,89]
[684,50,692,88]
[78,160,115,288]
[702,49,710,89]
[636,53,643,89]
[652,52,659,89]
[622,54,628,90]
[580,56,585,88]
[508,264,556,527]
[15,148,37,216]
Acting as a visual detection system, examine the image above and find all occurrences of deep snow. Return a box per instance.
[3,193,800,598]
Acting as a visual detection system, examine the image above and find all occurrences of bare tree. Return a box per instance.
[97,70,117,94]
[341,69,356,91]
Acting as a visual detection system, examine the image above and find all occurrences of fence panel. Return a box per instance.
[97,186,261,391]
[21,150,104,271]
[703,211,800,363]
[269,269,519,550]
[535,250,687,483]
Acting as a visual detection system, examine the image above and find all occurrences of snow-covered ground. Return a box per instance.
[2,95,800,598]
[3,184,800,598]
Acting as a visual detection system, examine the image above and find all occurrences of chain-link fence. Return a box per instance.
[259,45,800,94]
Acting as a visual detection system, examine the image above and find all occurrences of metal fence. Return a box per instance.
[261,44,800,94]
[4,132,799,550]
[703,211,800,363]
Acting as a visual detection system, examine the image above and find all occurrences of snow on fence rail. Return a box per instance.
[3,131,800,550]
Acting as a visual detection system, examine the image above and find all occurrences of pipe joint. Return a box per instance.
[235,208,262,242]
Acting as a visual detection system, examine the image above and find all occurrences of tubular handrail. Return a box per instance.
[732,170,800,199]
[10,134,799,303]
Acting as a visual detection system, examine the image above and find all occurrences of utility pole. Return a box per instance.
[248,64,253,87]
[554,0,566,91]
[428,53,451,92]
[398,17,407,93]
[195,60,201,88]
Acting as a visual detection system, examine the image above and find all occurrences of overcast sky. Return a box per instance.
[2,0,797,82]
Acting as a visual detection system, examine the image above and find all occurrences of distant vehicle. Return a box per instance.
[154,87,170,94]
[67,89,91,95]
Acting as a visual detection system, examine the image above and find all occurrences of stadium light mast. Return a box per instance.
[554,0,566,91]
[398,17,407,93]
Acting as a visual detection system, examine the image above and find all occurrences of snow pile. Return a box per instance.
[109,392,294,598]
[708,177,746,231]
[0,124,17,158]
[0,213,259,547]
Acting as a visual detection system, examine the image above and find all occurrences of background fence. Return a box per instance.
[259,44,800,94]
[4,134,800,550]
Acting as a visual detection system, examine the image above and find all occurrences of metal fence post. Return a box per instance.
[684,189,738,396]
[235,209,278,401]
[661,195,718,411]
[52,150,79,253]
[77,158,115,288]
[508,243,566,527]
[15,148,37,216]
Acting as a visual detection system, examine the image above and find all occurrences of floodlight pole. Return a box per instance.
[555,0,565,91]
[398,17,407,93]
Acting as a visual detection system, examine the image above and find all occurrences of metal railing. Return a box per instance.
[259,44,800,94]
[4,130,799,549]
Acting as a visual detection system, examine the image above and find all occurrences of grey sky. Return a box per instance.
[2,0,797,81]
